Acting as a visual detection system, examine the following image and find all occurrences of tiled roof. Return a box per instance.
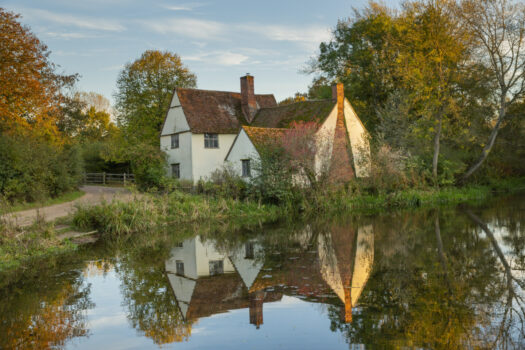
[242,126,288,152]
[177,88,277,134]
[251,100,336,129]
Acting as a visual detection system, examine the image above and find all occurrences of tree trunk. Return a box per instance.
[432,114,443,187]
[434,214,451,291]
[461,104,506,182]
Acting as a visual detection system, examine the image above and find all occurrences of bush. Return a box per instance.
[0,134,83,203]
[195,165,248,199]
[127,143,169,191]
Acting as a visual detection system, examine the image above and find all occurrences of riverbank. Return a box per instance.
[1,177,524,278]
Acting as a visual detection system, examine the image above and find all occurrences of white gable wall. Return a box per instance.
[225,129,260,179]
[191,134,237,182]
[161,92,190,135]
[315,105,338,176]
[161,132,193,180]
[344,99,371,177]
[161,92,194,181]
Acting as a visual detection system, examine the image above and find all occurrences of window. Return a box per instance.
[209,260,224,276]
[204,133,219,148]
[171,163,180,179]
[176,260,184,276]
[242,159,251,177]
[245,242,254,259]
[171,134,179,149]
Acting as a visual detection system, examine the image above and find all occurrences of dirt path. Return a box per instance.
[2,186,135,227]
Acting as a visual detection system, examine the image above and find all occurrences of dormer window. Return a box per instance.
[204,133,219,148]
[171,134,179,149]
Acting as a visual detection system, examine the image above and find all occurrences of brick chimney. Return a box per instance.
[330,82,355,181]
[241,74,257,123]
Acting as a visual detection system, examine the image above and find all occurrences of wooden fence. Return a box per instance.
[83,173,135,185]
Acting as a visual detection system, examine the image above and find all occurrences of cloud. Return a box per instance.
[17,8,125,32]
[183,51,249,66]
[140,18,226,39]
[161,3,206,11]
[141,17,330,49]
[44,32,100,39]
[241,24,331,49]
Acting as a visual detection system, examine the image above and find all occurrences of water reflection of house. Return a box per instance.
[165,224,374,333]
[247,224,373,320]
[318,225,374,323]
[165,236,281,329]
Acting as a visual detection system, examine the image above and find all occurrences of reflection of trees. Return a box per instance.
[466,209,525,349]
[117,254,192,345]
[327,209,505,349]
[0,270,92,349]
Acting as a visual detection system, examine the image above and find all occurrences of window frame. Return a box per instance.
[204,133,219,149]
[171,163,180,179]
[175,260,184,276]
[241,159,251,177]
[171,134,179,149]
[209,260,224,276]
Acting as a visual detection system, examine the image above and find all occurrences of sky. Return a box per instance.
[4,0,399,104]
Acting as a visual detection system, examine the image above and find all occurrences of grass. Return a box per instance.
[72,191,281,236]
[0,216,76,274]
[5,190,85,213]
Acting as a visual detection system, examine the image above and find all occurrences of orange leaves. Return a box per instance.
[0,8,77,144]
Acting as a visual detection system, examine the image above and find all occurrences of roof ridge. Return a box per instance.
[177,87,274,97]
[242,125,288,131]
[260,99,335,110]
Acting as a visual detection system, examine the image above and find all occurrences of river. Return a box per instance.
[1,194,524,349]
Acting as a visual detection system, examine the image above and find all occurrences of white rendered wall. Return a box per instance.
[191,133,237,182]
[315,105,338,177]
[166,237,199,279]
[225,129,260,179]
[161,131,193,181]
[161,92,190,135]
[160,91,194,181]
[344,99,371,177]
[195,237,235,277]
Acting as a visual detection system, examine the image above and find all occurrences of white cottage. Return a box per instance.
[160,75,370,183]
[160,75,276,182]
[225,83,371,180]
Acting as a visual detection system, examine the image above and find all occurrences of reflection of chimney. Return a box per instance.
[341,283,352,323]
[249,290,265,329]
[332,83,344,105]
[241,74,258,123]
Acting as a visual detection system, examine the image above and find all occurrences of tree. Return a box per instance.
[395,0,472,184]
[309,3,398,132]
[278,92,307,106]
[74,91,111,114]
[0,8,77,143]
[459,0,525,180]
[114,50,197,146]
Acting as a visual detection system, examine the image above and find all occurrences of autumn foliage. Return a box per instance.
[0,8,76,143]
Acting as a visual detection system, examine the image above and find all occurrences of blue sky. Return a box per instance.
[5,0,399,103]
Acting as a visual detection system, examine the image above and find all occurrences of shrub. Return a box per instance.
[0,134,83,203]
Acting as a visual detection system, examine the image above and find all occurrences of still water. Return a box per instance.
[1,195,524,349]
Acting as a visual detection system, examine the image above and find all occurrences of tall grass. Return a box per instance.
[72,191,281,235]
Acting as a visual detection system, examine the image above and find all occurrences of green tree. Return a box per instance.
[115,50,197,146]
[309,3,398,132]
[395,0,472,184]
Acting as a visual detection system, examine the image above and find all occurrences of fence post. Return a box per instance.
[103,172,106,185]
[123,173,126,185]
